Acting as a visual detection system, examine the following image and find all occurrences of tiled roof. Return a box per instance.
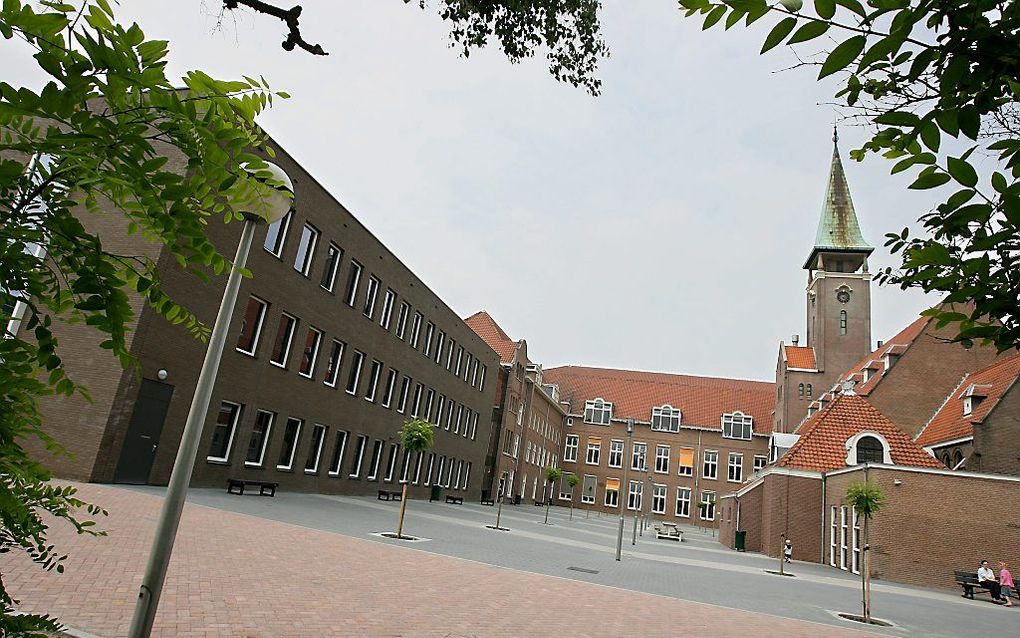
[543,366,775,434]
[835,316,930,396]
[464,311,520,364]
[915,353,1020,448]
[778,393,942,472]
[784,346,817,370]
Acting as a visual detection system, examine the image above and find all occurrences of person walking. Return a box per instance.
[978,560,1004,603]
[784,539,793,563]
[999,561,1015,607]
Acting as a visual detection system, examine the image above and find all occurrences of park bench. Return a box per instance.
[226,478,278,497]
[654,522,683,542]
[954,570,1017,601]
[445,495,463,505]
[377,490,402,501]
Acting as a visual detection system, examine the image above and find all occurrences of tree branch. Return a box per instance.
[222,0,327,55]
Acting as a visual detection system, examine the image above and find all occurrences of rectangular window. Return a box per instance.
[454,404,464,434]
[675,487,691,518]
[413,452,424,484]
[631,442,647,471]
[269,313,297,368]
[651,405,681,432]
[435,457,445,488]
[583,399,613,425]
[297,327,323,378]
[445,338,456,370]
[381,368,398,408]
[263,210,291,257]
[651,484,667,514]
[703,450,719,480]
[364,360,382,402]
[244,410,274,467]
[462,353,472,382]
[384,444,400,482]
[344,260,363,307]
[423,322,435,357]
[444,456,455,488]
[412,383,424,417]
[722,412,754,440]
[395,302,410,339]
[463,462,472,490]
[328,430,348,475]
[470,359,479,388]
[346,350,365,395]
[319,242,342,291]
[207,401,241,462]
[627,481,643,511]
[677,447,694,476]
[829,506,838,566]
[434,331,446,364]
[654,444,670,474]
[424,453,435,486]
[470,412,478,440]
[699,490,716,521]
[379,289,396,330]
[304,423,327,473]
[409,312,423,348]
[424,388,435,421]
[293,223,318,276]
[840,505,849,570]
[479,365,486,392]
[454,460,464,490]
[581,474,597,504]
[366,439,384,480]
[348,435,367,478]
[363,276,380,319]
[604,478,620,507]
[727,452,744,482]
[563,433,579,462]
[235,296,268,356]
[852,507,861,575]
[323,339,345,387]
[608,439,623,468]
[585,437,601,465]
[753,455,768,472]
[433,395,445,425]
[276,417,302,470]
[397,376,411,413]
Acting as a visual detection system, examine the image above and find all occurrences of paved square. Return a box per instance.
[3,483,1013,637]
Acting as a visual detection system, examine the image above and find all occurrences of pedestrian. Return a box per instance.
[784,539,793,563]
[978,560,1004,603]
[999,561,1015,607]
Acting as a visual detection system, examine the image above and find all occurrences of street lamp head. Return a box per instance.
[626,417,634,434]
[240,160,293,224]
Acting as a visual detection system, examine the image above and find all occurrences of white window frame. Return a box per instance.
[627,481,643,511]
[344,260,363,307]
[395,302,410,339]
[753,455,768,472]
[262,210,291,257]
[235,296,268,357]
[699,490,716,521]
[297,327,323,379]
[319,242,342,292]
[363,276,380,319]
[293,223,319,276]
[675,486,691,518]
[829,505,838,566]
[703,449,718,480]
[583,398,613,425]
[585,438,601,465]
[366,439,384,480]
[384,444,400,482]
[604,480,620,507]
[303,423,327,474]
[269,313,297,368]
[381,368,397,408]
[654,444,670,474]
[434,331,446,364]
[651,405,681,432]
[651,483,667,514]
[346,350,364,395]
[631,442,647,471]
[328,430,349,476]
[409,312,423,348]
[727,452,743,483]
[840,505,849,570]
[722,411,754,440]
[581,474,597,504]
[397,376,411,413]
[323,339,345,388]
[608,439,623,468]
[851,506,861,575]
[348,434,367,479]
[276,417,303,471]
[364,360,383,402]
[423,322,435,357]
[207,401,242,462]
[379,289,396,330]
[244,409,275,467]
[677,448,694,476]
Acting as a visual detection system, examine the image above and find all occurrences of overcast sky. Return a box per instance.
[11,1,940,381]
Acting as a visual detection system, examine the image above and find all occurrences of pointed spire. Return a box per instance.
[804,130,873,268]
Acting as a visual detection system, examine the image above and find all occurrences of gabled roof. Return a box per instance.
[464,311,520,365]
[803,136,873,268]
[778,393,942,472]
[834,316,930,396]
[915,353,1020,448]
[543,366,775,434]
[784,345,817,370]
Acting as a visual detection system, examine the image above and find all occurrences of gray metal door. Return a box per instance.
[113,379,174,484]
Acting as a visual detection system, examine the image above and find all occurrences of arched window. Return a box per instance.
[798,383,804,398]
[856,435,884,463]
[941,453,952,468]
[952,449,963,469]
[840,310,848,335]
[806,384,813,398]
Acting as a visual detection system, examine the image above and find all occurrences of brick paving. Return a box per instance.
[4,483,884,637]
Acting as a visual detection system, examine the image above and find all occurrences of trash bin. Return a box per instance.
[430,485,442,502]
[512,494,521,506]
[735,530,747,552]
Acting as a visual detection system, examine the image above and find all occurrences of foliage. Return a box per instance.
[567,473,579,488]
[400,418,436,455]
[680,0,1020,352]
[1,0,287,631]
[545,465,562,484]
[845,480,886,518]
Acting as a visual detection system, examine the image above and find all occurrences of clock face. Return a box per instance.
[836,290,851,304]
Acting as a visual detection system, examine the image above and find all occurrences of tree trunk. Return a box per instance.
[863,516,871,623]
[396,482,409,539]
[544,482,551,524]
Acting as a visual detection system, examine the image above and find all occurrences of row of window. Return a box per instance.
[578,399,755,440]
[529,410,560,445]
[797,383,814,399]
[525,440,557,470]
[829,505,862,574]
[235,296,480,440]
[206,401,473,489]
[262,212,487,392]
[563,435,767,482]
[556,475,718,521]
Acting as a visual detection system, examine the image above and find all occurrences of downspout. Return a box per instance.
[819,470,827,564]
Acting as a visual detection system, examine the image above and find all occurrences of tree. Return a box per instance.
[543,465,562,524]
[395,418,435,539]
[567,473,579,520]
[1,1,288,632]
[846,480,886,623]
[681,0,1020,353]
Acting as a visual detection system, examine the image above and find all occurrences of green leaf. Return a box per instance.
[874,111,920,127]
[788,20,828,45]
[946,156,978,187]
[909,170,951,190]
[958,105,981,139]
[919,121,940,152]
[703,4,727,29]
[761,17,797,54]
[814,0,836,19]
[818,35,866,79]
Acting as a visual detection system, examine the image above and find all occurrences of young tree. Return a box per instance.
[395,418,435,539]
[846,480,886,623]
[681,0,1020,353]
[567,473,579,520]
[543,466,562,524]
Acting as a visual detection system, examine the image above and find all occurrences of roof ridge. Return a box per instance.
[545,364,773,386]
[915,373,970,444]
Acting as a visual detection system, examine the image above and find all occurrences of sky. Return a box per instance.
[8,0,940,381]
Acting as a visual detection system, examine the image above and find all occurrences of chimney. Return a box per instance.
[792,334,800,346]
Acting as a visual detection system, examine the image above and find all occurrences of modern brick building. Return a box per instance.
[19,137,500,500]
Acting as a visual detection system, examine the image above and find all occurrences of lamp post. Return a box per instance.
[615,417,634,561]
[127,162,293,638]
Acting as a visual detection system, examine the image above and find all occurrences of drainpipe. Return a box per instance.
[820,470,827,564]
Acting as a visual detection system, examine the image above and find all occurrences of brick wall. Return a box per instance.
[760,473,823,561]
[971,383,1020,476]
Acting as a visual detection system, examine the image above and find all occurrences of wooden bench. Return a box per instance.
[955,570,1017,601]
[655,522,683,542]
[377,490,402,501]
[226,478,278,497]
[445,495,463,505]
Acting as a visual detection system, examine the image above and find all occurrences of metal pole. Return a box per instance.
[128,219,258,638]
[615,418,633,561]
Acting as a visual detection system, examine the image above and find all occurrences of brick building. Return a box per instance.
[465,311,566,502]
[18,136,499,500]
[546,366,774,527]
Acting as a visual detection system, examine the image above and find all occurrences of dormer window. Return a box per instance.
[651,405,681,432]
[583,398,613,425]
[844,432,892,465]
[722,412,753,440]
[963,396,973,416]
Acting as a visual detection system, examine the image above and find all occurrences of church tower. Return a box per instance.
[774,131,874,433]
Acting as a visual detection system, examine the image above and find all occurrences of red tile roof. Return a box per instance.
[544,366,775,434]
[464,311,520,364]
[835,316,930,396]
[784,346,817,370]
[915,353,1020,448]
[779,393,942,472]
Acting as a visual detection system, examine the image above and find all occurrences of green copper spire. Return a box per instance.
[804,129,873,269]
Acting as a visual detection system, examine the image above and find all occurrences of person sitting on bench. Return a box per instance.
[978,560,1005,602]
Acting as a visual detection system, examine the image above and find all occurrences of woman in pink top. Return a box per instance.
[999,561,1015,607]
